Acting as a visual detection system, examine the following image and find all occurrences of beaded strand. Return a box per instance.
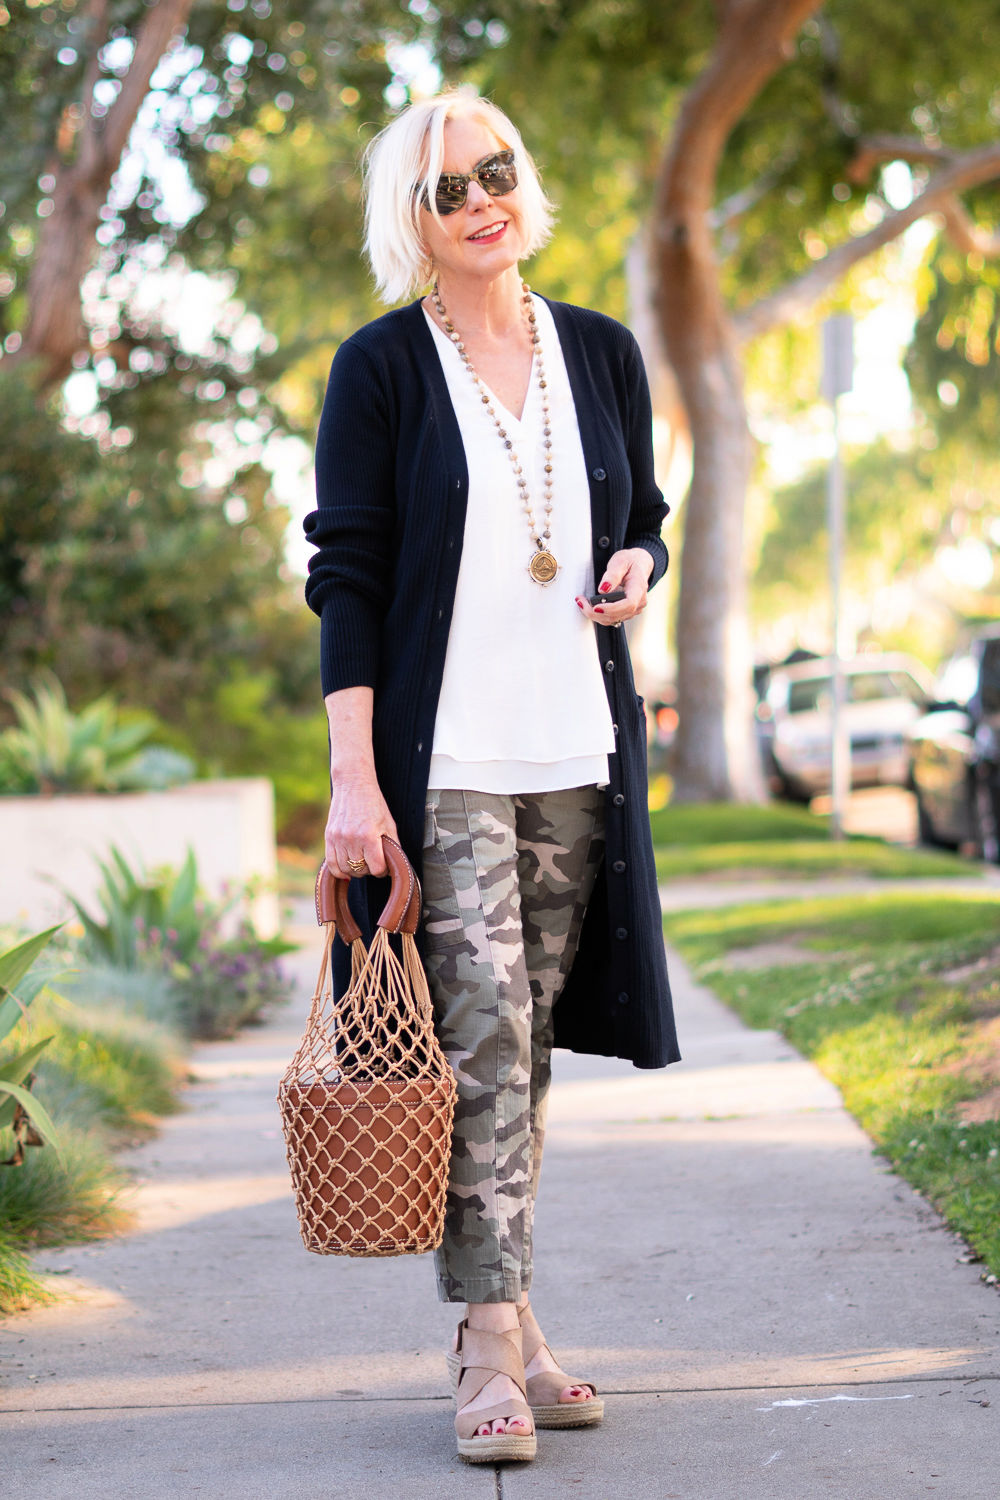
[431,280,558,583]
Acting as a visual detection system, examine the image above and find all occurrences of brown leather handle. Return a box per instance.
[314,836,420,937]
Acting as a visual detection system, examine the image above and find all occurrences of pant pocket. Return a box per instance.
[421,796,468,950]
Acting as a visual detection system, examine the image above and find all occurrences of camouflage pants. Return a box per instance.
[421,785,605,1304]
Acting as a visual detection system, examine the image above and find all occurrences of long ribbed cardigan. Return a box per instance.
[304,296,680,1069]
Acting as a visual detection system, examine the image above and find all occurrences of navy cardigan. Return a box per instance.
[304,296,680,1069]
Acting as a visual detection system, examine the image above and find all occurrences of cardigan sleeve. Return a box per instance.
[303,339,396,696]
[621,333,669,589]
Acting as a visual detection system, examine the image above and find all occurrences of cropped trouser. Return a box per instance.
[421,785,605,1304]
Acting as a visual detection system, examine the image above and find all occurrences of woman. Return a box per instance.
[304,89,680,1464]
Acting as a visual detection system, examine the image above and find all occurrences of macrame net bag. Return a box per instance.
[278,838,457,1257]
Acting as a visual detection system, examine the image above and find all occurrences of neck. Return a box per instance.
[430,266,526,338]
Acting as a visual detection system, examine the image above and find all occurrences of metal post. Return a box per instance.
[822,315,853,843]
[827,400,849,840]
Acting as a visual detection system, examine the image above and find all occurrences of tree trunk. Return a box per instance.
[654,208,760,801]
[13,0,194,388]
[651,0,821,802]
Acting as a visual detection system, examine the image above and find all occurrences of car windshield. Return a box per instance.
[783,670,925,714]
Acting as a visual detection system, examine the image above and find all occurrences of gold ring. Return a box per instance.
[346,856,367,873]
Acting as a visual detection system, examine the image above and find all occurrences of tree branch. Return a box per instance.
[846,132,952,182]
[659,0,823,219]
[734,140,1000,342]
[76,0,109,177]
[940,196,1000,257]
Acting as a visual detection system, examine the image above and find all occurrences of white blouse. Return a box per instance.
[424,295,616,795]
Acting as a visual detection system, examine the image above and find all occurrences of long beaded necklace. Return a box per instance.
[431,280,559,585]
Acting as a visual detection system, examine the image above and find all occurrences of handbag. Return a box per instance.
[277,837,457,1257]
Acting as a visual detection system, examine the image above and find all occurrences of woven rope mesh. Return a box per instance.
[278,922,457,1257]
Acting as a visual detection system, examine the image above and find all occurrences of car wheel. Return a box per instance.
[776,772,813,805]
[915,788,959,850]
[970,769,1000,864]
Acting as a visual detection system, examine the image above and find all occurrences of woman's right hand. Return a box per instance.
[324,773,399,880]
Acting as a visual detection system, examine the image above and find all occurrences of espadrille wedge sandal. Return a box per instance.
[453,1320,536,1464]
[447,1305,603,1431]
[517,1302,603,1429]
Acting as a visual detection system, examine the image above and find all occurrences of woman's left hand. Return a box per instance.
[575,547,654,627]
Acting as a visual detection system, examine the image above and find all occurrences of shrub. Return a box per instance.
[0,674,193,795]
[67,846,296,1039]
[172,923,295,1039]
[0,1124,130,1246]
[0,1230,54,1313]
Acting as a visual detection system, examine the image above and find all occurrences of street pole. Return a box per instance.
[822,315,853,842]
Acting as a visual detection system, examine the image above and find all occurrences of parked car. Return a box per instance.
[759,653,936,803]
[907,627,1000,862]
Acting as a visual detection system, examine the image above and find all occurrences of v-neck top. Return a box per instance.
[421,295,615,793]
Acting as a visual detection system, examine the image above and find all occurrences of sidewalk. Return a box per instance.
[2,897,998,1499]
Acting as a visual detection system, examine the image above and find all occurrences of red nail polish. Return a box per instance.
[599,582,611,593]
[594,606,605,614]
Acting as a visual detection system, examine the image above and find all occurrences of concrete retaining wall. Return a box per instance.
[0,778,279,938]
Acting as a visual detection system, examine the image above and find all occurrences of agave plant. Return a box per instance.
[0,675,193,795]
[65,846,211,971]
[0,929,62,1166]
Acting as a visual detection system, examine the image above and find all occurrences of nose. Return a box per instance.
[465,179,491,211]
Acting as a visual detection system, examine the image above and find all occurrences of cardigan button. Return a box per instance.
[616,991,630,1006]
[615,926,628,940]
[612,793,625,807]
[416,741,423,753]
[597,536,610,549]
[612,723,619,735]
[593,467,607,481]
[612,859,626,874]
[604,660,615,674]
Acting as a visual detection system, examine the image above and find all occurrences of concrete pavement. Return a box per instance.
[2,900,998,1499]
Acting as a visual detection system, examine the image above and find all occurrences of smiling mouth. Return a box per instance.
[467,221,507,243]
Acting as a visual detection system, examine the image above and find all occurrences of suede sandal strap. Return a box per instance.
[525,1368,599,1406]
[516,1303,549,1366]
[455,1321,528,1406]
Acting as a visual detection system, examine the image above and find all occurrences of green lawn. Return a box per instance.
[663,891,1000,1276]
[651,802,972,880]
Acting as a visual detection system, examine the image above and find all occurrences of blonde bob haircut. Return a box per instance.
[362,88,555,305]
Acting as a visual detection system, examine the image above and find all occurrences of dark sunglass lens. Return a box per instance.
[478,156,517,195]
[433,175,467,214]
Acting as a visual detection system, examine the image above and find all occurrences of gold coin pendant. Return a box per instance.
[529,549,559,584]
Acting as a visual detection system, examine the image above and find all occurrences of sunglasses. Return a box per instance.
[420,150,518,216]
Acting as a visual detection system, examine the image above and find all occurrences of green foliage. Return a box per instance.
[0,674,193,795]
[0,1229,54,1313]
[655,838,970,881]
[752,439,1000,639]
[0,1123,130,1246]
[666,891,1000,968]
[172,923,296,1040]
[665,891,1000,1271]
[66,845,296,1039]
[906,228,1000,453]
[31,996,185,1130]
[66,847,204,971]
[0,927,63,1158]
[650,801,835,845]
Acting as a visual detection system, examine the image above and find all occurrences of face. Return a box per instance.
[419,115,525,287]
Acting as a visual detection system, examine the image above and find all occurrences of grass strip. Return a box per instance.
[663,892,1000,1275]
[655,838,969,881]
[650,801,972,879]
